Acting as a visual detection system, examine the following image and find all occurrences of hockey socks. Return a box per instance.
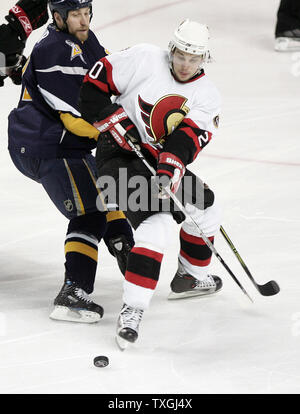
[123,246,163,310]
[64,232,99,294]
[179,228,214,279]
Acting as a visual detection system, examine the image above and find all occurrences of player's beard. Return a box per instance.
[75,28,89,42]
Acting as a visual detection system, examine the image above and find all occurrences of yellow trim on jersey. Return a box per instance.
[22,87,32,101]
[82,159,107,212]
[22,56,30,75]
[106,211,126,222]
[60,112,100,140]
[63,159,85,215]
[65,241,98,262]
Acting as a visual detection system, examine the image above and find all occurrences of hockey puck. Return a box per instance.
[93,356,109,368]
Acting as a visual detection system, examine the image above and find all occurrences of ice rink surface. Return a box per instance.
[0,0,300,395]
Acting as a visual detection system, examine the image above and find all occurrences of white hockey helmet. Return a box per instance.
[168,19,210,60]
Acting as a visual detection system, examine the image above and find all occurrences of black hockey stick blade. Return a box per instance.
[220,226,280,297]
[254,279,280,296]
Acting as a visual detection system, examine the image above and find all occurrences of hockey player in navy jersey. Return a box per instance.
[80,19,223,347]
[8,0,134,323]
[0,0,49,87]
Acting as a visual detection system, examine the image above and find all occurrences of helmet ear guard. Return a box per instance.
[168,19,211,65]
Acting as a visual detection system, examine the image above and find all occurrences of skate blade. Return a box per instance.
[275,38,300,52]
[115,334,130,351]
[167,288,220,300]
[49,306,101,323]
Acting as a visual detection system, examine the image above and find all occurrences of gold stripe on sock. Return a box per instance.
[65,241,98,262]
[106,211,126,222]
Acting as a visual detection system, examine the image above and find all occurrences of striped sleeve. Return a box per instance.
[163,91,221,166]
[83,57,120,96]
[32,48,89,116]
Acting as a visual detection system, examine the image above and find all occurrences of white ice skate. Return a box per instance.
[115,304,144,350]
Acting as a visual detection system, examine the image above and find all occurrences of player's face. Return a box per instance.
[66,7,91,42]
[172,49,204,82]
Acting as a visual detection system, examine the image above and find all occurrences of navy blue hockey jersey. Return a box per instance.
[8,24,107,159]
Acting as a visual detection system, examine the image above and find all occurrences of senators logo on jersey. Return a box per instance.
[138,94,190,144]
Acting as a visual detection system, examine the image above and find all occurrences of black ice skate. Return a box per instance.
[108,235,132,275]
[116,304,144,350]
[50,280,104,323]
[168,261,222,300]
[275,28,300,51]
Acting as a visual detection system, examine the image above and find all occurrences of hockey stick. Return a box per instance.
[220,226,280,296]
[114,123,254,302]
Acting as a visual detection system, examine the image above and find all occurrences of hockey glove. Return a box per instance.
[6,0,49,40]
[7,55,27,85]
[0,75,6,87]
[156,152,185,199]
[0,53,25,86]
[93,103,139,152]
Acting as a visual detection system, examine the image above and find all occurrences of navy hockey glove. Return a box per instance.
[93,103,139,152]
[6,0,49,40]
[156,152,185,199]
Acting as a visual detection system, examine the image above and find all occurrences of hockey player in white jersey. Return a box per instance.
[80,19,223,348]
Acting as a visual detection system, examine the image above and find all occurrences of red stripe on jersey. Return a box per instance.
[184,118,201,130]
[125,271,158,290]
[185,71,206,83]
[84,76,109,94]
[180,126,202,159]
[102,58,120,95]
[180,250,212,267]
[131,247,163,263]
[156,169,173,178]
[183,118,213,160]
[180,229,214,246]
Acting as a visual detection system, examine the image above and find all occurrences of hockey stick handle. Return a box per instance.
[115,124,157,174]
[220,226,254,279]
[114,123,253,302]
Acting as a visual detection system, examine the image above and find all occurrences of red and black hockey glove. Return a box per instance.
[6,0,49,40]
[156,152,186,199]
[93,103,139,152]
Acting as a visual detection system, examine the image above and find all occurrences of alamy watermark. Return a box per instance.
[96,168,205,213]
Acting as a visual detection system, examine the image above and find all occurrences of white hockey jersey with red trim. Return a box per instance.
[102,43,221,157]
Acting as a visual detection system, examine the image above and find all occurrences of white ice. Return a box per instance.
[0,0,300,395]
